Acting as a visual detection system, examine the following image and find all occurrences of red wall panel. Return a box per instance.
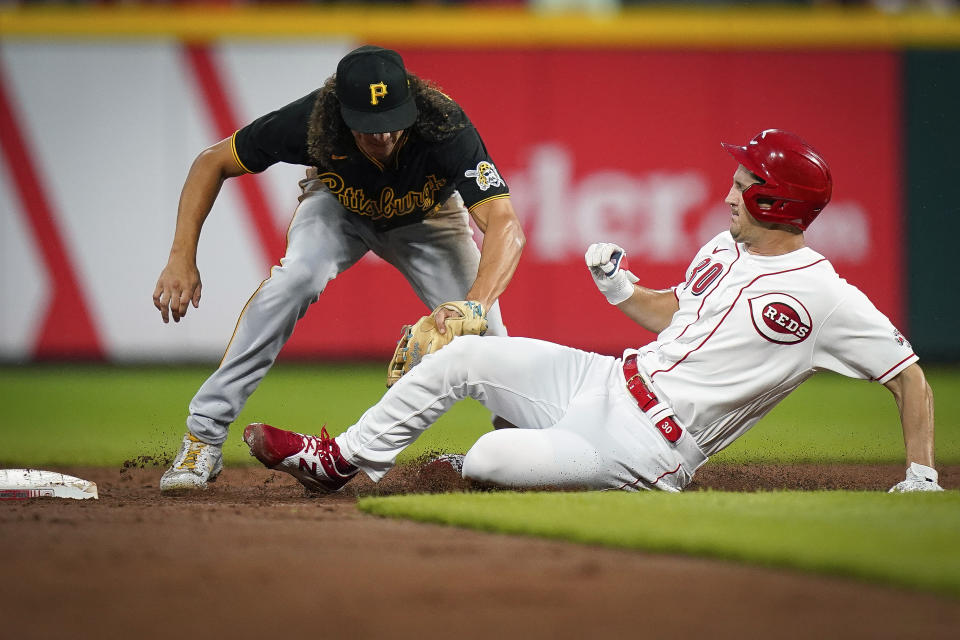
[282,49,901,359]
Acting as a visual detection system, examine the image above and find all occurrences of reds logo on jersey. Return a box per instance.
[748,293,812,345]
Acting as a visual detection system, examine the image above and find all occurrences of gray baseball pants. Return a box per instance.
[187,179,506,445]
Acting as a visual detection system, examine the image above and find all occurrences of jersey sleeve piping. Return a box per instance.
[875,353,919,384]
[814,286,916,384]
[230,131,255,174]
[467,193,511,212]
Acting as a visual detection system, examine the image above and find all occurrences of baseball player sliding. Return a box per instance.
[243,129,943,494]
[155,46,525,491]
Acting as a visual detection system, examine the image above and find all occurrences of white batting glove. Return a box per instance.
[585,243,639,305]
[888,462,944,493]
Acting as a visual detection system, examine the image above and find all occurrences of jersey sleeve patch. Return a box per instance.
[433,124,509,209]
[812,282,918,382]
[465,161,504,191]
[892,328,911,350]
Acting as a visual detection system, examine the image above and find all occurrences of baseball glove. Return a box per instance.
[386,300,487,387]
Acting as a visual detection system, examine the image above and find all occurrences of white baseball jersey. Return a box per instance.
[336,231,917,492]
[634,231,917,456]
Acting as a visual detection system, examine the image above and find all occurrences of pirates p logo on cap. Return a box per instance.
[336,46,418,133]
[369,82,388,105]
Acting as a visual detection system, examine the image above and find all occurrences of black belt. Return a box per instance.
[623,355,682,443]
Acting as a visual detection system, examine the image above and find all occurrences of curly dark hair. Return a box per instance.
[306,73,469,169]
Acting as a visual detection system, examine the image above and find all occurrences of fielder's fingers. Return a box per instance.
[176,293,190,319]
[178,291,193,320]
[170,288,183,322]
[154,286,171,323]
[152,282,166,307]
[439,302,465,317]
[192,284,202,308]
[434,307,458,335]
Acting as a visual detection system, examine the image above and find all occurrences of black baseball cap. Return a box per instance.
[336,45,418,133]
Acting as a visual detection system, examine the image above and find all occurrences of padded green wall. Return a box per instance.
[905,51,960,361]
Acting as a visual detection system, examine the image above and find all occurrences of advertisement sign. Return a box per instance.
[285,49,902,357]
[0,44,901,360]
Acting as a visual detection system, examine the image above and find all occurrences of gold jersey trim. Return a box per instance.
[467,193,511,212]
[356,131,408,172]
[230,131,254,174]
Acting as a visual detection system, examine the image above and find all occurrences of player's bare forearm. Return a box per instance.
[169,138,246,258]
[466,198,526,310]
[615,287,679,334]
[154,137,247,323]
[884,363,936,468]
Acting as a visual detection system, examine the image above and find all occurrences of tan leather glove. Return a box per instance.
[386,301,487,387]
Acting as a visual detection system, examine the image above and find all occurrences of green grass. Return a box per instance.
[717,367,960,464]
[359,490,960,597]
[0,363,957,467]
[2,362,958,597]
[0,362,491,467]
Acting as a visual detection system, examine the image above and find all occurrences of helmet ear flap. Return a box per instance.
[743,183,821,231]
[722,129,832,230]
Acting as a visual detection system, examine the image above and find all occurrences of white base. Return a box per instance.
[0,469,99,500]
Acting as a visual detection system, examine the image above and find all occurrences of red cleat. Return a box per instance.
[243,423,359,493]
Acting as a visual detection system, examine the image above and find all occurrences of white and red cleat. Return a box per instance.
[243,423,359,493]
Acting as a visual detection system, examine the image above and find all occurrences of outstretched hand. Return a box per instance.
[153,257,202,323]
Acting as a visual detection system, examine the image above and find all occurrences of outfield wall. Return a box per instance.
[904,51,960,362]
[1,7,957,362]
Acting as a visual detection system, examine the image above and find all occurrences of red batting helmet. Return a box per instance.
[721,129,833,230]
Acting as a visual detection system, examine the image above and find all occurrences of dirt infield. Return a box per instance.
[2,463,958,640]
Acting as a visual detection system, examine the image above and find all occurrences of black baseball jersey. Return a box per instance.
[231,90,510,231]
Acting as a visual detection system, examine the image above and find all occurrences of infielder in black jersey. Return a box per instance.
[155,46,525,491]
